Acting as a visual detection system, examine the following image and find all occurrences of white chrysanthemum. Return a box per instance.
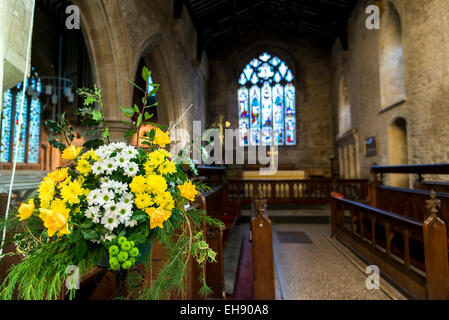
[97,190,115,206]
[101,212,120,231]
[96,145,112,159]
[123,146,138,159]
[124,162,139,177]
[100,177,111,185]
[124,219,138,228]
[104,201,119,215]
[102,233,116,242]
[103,159,119,175]
[85,205,101,220]
[117,203,133,223]
[91,161,106,175]
[100,179,128,195]
[87,189,103,206]
[120,192,134,206]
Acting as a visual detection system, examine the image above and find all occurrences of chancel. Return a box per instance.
[1,0,449,303]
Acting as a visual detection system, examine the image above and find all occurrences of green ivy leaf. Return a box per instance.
[120,107,135,117]
[48,137,66,151]
[44,120,63,133]
[198,240,208,250]
[207,250,216,261]
[103,127,110,139]
[80,228,100,241]
[92,110,103,121]
[80,220,93,229]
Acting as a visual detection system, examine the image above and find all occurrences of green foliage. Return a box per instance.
[0,239,105,300]
[122,65,160,146]
[45,113,75,151]
[77,85,110,145]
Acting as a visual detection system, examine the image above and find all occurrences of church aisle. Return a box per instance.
[272,223,398,300]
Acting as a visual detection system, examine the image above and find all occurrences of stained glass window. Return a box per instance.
[0,70,42,164]
[238,52,296,146]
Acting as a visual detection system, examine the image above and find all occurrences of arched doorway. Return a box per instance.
[388,117,408,188]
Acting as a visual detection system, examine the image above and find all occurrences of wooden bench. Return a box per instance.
[331,191,449,299]
[250,198,275,299]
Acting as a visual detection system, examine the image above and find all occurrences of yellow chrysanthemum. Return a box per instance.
[76,159,91,175]
[155,191,174,211]
[145,206,171,229]
[146,174,167,195]
[153,129,171,148]
[81,149,101,162]
[38,178,56,209]
[39,199,70,237]
[159,160,177,175]
[147,149,167,167]
[178,181,197,202]
[18,199,35,221]
[130,176,147,194]
[135,193,154,209]
[144,161,156,175]
[61,145,82,160]
[48,168,69,183]
[60,180,85,205]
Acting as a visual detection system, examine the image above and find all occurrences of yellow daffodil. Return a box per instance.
[39,199,70,237]
[178,181,197,202]
[145,206,171,229]
[130,176,147,194]
[153,129,171,148]
[60,180,85,205]
[18,199,35,221]
[61,145,82,160]
[76,159,91,175]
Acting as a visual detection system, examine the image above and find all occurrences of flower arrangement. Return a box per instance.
[0,67,222,300]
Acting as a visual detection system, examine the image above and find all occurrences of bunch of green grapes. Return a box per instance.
[108,236,140,271]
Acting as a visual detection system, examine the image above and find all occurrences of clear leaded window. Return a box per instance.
[238,52,296,146]
[0,70,42,163]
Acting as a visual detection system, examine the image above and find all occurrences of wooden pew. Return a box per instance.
[331,191,449,299]
[251,198,275,300]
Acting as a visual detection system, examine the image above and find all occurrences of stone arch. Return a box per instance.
[379,2,406,110]
[338,76,351,134]
[74,0,133,141]
[388,117,409,188]
[133,33,181,126]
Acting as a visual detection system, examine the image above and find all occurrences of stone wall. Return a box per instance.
[331,0,449,179]
[76,0,208,142]
[207,28,334,173]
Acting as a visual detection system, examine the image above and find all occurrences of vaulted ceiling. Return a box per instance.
[180,0,358,58]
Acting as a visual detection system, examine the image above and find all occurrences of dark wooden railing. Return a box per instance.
[331,192,449,299]
[228,179,369,203]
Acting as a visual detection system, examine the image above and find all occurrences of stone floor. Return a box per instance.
[227,204,407,300]
[273,223,406,300]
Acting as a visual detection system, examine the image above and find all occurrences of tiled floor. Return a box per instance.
[273,223,403,300]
